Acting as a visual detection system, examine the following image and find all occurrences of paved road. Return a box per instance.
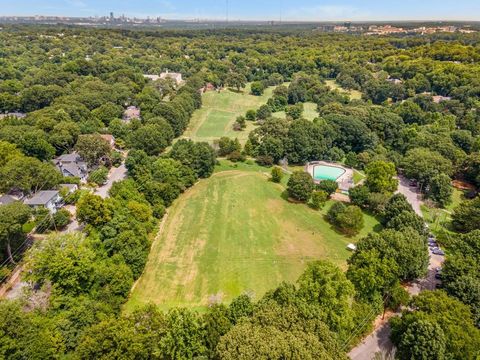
[348,322,394,360]
[349,177,444,360]
[94,163,127,199]
[396,176,423,216]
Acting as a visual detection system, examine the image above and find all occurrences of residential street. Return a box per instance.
[94,162,127,199]
[0,163,126,300]
[349,176,444,360]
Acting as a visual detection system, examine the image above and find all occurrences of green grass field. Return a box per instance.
[126,161,380,311]
[182,83,277,144]
[422,188,465,235]
[325,80,363,100]
[273,102,319,121]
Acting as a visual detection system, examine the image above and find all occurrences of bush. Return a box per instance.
[111,151,123,167]
[227,151,246,163]
[327,202,347,223]
[53,209,72,229]
[285,103,304,120]
[88,166,109,186]
[318,180,338,196]
[271,167,283,183]
[256,155,274,167]
[336,205,364,235]
[287,171,315,202]
[250,81,265,96]
[349,185,371,208]
[35,208,71,233]
[217,137,241,157]
[245,110,256,121]
[256,105,271,120]
[233,116,246,131]
[310,190,328,210]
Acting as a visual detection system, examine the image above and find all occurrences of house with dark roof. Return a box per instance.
[53,152,88,182]
[24,191,62,213]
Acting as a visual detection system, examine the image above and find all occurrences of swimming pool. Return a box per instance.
[313,165,345,181]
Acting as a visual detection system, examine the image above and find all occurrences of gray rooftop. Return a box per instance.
[0,195,16,205]
[55,152,81,163]
[24,191,59,206]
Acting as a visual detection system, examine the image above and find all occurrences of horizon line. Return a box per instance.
[1,14,480,23]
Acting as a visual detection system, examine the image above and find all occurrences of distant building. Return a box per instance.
[24,190,62,213]
[0,112,27,119]
[387,78,403,85]
[54,152,88,182]
[160,70,183,85]
[123,106,141,122]
[432,95,452,104]
[143,74,160,81]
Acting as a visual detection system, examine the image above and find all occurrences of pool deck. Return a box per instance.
[305,161,354,192]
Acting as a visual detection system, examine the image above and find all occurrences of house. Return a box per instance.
[100,134,115,148]
[0,195,17,206]
[387,78,403,85]
[160,70,183,85]
[54,152,88,182]
[143,74,160,81]
[0,112,27,120]
[432,95,452,104]
[24,191,62,213]
[123,106,141,123]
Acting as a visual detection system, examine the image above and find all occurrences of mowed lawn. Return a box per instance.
[182,83,276,144]
[325,80,363,100]
[273,102,319,121]
[127,166,380,311]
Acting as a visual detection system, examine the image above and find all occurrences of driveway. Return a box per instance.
[396,176,423,216]
[349,176,444,360]
[94,162,127,199]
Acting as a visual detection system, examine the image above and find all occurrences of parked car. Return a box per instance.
[435,273,442,280]
[433,249,445,256]
[409,179,417,187]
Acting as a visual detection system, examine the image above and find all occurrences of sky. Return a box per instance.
[1,0,480,21]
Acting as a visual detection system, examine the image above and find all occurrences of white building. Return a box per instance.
[24,191,62,213]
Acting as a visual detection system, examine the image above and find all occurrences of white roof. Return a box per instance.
[346,243,357,251]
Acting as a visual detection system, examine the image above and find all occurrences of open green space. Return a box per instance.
[182,83,277,144]
[273,102,319,121]
[126,161,380,311]
[422,188,465,235]
[325,80,363,100]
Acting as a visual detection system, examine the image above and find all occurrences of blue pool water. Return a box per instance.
[313,165,345,181]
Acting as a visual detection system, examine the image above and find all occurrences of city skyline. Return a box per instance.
[1,0,480,21]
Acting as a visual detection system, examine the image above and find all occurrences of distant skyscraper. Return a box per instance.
[110,12,114,20]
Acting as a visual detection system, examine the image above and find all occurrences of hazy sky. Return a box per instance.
[2,0,480,21]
